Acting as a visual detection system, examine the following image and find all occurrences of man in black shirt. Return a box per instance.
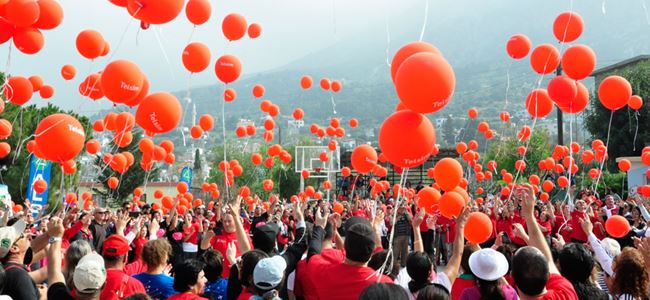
[90,207,110,251]
[0,218,40,300]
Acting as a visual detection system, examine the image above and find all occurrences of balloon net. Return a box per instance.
[294,145,341,178]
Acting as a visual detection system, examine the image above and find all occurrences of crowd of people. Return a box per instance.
[0,183,649,300]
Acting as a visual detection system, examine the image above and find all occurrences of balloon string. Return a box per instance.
[602,0,607,15]
[329,93,337,115]
[0,43,13,92]
[593,111,614,193]
[373,167,408,281]
[633,111,639,151]
[383,0,391,68]
[563,114,575,205]
[642,0,650,27]
[418,0,430,42]
[180,75,193,147]
[152,26,176,81]
[187,26,196,44]
[507,117,538,202]
[503,60,513,109]
[556,0,574,56]
[221,85,230,202]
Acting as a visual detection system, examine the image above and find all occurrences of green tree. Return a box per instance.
[93,128,160,207]
[442,115,456,147]
[484,128,552,178]
[0,101,91,205]
[585,60,650,171]
[193,149,202,171]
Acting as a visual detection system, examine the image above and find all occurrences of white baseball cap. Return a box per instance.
[253,255,287,290]
[74,253,107,293]
[469,248,509,281]
[0,219,26,259]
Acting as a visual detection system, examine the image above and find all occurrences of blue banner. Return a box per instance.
[180,166,193,188]
[26,157,51,216]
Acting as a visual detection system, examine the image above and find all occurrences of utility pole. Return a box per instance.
[556,66,564,145]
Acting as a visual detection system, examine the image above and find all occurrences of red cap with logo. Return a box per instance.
[102,235,130,256]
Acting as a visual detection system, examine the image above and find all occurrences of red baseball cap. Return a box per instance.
[102,235,130,256]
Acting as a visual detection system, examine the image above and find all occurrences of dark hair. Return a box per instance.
[123,293,152,300]
[344,223,375,263]
[201,249,224,282]
[512,247,549,296]
[368,250,400,280]
[612,247,649,299]
[476,278,505,300]
[173,259,206,293]
[360,283,409,300]
[0,262,5,293]
[460,244,478,275]
[323,222,334,240]
[103,254,126,268]
[496,244,516,274]
[406,251,432,293]
[415,284,450,300]
[240,250,269,287]
[558,243,608,300]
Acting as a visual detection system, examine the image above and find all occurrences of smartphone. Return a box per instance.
[129,211,141,218]
[502,234,512,244]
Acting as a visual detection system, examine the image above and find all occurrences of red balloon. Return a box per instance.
[222,13,247,41]
[223,88,237,102]
[300,76,313,89]
[525,89,554,118]
[553,12,583,43]
[135,92,182,134]
[39,85,54,99]
[252,84,265,98]
[0,18,15,44]
[34,179,48,194]
[292,108,304,120]
[598,76,632,111]
[190,125,203,139]
[379,110,435,168]
[61,64,76,80]
[108,177,119,189]
[5,0,40,28]
[3,76,33,105]
[85,139,100,154]
[530,44,560,75]
[35,114,86,162]
[391,41,441,82]
[467,108,478,119]
[506,34,531,59]
[547,76,577,108]
[182,42,211,73]
[199,114,214,131]
[0,119,12,139]
[79,73,104,100]
[559,81,589,114]
[605,215,630,238]
[28,75,43,92]
[500,111,510,122]
[127,0,184,25]
[13,27,44,54]
[351,144,377,174]
[434,158,463,191]
[465,212,493,244]
[349,118,358,128]
[440,191,465,218]
[123,76,149,107]
[33,0,63,30]
[561,44,596,81]
[248,23,262,39]
[100,59,144,103]
[395,53,455,114]
[629,95,643,110]
[185,0,211,25]
[331,80,342,93]
[417,187,441,214]
[214,55,242,84]
[76,29,105,60]
[320,78,330,90]
[618,159,631,172]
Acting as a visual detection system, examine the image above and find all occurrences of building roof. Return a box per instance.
[591,55,650,77]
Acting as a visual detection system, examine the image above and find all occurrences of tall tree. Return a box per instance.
[484,128,552,179]
[585,60,650,171]
[93,128,160,207]
[194,149,202,171]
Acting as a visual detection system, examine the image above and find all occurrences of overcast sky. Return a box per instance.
[1,0,421,112]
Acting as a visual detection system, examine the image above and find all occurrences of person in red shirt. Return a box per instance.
[167,259,208,300]
[569,200,588,243]
[182,213,202,260]
[100,234,147,300]
[511,184,578,300]
[308,210,392,300]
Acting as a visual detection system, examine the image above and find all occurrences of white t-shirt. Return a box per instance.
[395,267,452,300]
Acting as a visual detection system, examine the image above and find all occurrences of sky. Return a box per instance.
[0,0,419,113]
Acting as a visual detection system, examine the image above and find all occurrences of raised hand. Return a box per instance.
[579,217,593,235]
[47,217,64,238]
[314,207,329,229]
[412,208,426,229]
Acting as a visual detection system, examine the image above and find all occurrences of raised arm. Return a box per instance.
[228,196,251,254]
[412,208,426,253]
[519,184,559,275]
[443,207,470,283]
[46,217,66,285]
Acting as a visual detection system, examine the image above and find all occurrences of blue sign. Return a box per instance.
[26,157,51,216]
[180,166,193,188]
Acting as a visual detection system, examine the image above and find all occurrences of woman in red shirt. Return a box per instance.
[569,200,589,243]
[182,213,203,260]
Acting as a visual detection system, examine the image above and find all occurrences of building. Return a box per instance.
[591,55,650,85]
[616,157,649,195]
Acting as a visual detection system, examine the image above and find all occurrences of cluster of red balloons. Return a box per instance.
[76,29,110,60]
[0,0,63,54]
[3,74,55,105]
[138,138,176,171]
[308,118,348,139]
[103,151,135,174]
[235,122,257,139]
[190,114,214,140]
[222,13,262,41]
[201,182,221,199]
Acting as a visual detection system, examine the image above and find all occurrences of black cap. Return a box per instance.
[253,223,279,254]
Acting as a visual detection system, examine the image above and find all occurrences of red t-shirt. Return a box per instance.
[511,214,527,246]
[183,222,200,245]
[167,292,209,300]
[497,217,514,241]
[100,269,147,300]
[540,274,578,300]
[538,219,552,237]
[590,216,606,240]
[437,216,455,243]
[309,256,392,300]
[236,289,253,300]
[210,231,246,278]
[124,259,147,276]
[570,211,587,242]
[451,276,476,300]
